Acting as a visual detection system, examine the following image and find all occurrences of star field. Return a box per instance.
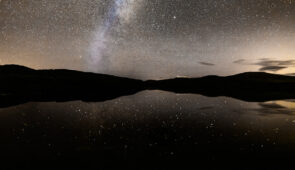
[1,0,295,79]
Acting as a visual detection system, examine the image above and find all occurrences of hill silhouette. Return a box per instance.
[0,65,145,107]
[0,64,295,107]
[146,72,295,102]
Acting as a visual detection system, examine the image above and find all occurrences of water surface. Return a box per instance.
[1,90,295,169]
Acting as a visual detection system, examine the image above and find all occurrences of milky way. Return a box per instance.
[88,0,143,71]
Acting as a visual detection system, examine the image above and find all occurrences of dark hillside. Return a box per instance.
[1,65,295,107]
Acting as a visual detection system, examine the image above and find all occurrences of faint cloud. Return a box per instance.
[259,66,287,72]
[199,62,214,66]
[255,58,295,72]
[233,59,246,64]
[233,58,295,73]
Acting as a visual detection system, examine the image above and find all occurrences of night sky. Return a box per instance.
[1,0,295,79]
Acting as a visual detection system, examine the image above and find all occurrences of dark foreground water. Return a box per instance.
[1,90,295,169]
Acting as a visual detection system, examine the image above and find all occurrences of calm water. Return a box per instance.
[1,90,295,169]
